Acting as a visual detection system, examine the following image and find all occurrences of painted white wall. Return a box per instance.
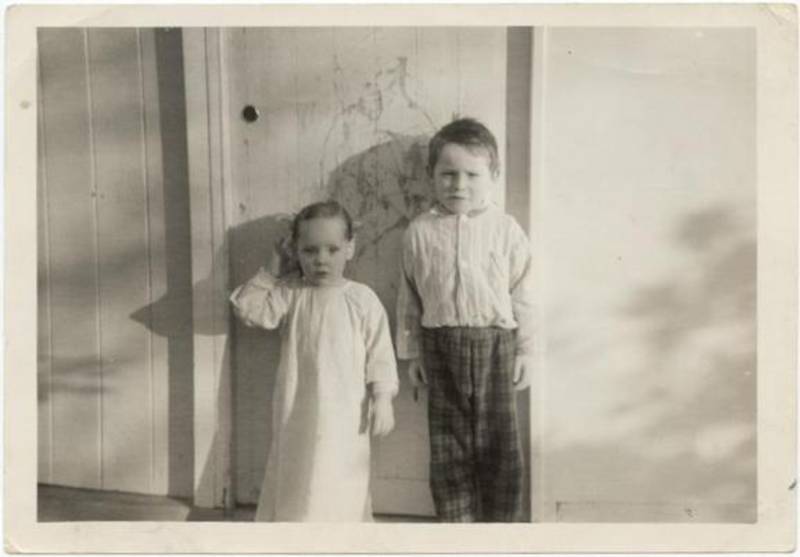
[536,28,756,522]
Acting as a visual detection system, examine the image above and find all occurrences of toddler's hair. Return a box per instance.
[291,200,354,243]
[428,117,500,177]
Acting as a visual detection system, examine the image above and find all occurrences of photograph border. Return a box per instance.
[5,3,797,553]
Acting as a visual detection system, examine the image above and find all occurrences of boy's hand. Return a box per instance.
[513,356,534,391]
[407,358,428,388]
[371,393,395,437]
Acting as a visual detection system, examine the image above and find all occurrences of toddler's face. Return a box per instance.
[432,143,496,215]
[294,217,354,286]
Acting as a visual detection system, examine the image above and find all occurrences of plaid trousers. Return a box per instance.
[422,326,524,522]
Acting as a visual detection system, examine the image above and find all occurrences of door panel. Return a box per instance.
[224,27,507,516]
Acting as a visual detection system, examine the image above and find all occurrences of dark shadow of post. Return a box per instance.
[127,28,196,499]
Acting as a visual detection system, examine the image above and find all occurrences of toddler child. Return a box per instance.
[396,118,535,522]
[231,200,398,522]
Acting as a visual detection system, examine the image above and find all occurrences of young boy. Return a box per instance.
[396,118,535,522]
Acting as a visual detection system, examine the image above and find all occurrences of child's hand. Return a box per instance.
[513,356,534,391]
[407,358,428,388]
[371,393,395,437]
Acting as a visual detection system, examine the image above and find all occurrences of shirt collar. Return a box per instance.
[430,201,493,219]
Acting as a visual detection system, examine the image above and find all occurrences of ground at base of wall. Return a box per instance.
[37,484,433,522]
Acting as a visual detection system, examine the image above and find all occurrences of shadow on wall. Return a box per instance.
[546,205,756,522]
[131,133,435,509]
[38,28,196,499]
[132,132,535,519]
[227,134,434,507]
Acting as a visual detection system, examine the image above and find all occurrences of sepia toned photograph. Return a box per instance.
[5,3,797,553]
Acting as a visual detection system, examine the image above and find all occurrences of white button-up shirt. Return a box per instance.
[396,203,536,359]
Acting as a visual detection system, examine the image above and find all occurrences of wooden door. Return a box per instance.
[220,27,508,516]
[37,28,194,498]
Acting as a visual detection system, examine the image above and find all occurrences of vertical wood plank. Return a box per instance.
[215,28,235,509]
[184,27,216,507]
[183,28,232,508]
[505,26,534,522]
[152,27,196,499]
[183,27,215,507]
[530,27,551,521]
[87,28,153,493]
[225,28,263,504]
[84,28,106,490]
[505,28,533,233]
[38,28,102,489]
[36,50,53,485]
[139,27,170,496]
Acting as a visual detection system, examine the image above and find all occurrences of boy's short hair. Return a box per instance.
[291,200,354,242]
[428,117,500,177]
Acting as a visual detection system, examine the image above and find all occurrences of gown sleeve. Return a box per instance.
[363,290,400,397]
[229,268,293,330]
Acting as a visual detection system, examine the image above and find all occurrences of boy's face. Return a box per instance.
[295,217,354,286]
[431,143,497,215]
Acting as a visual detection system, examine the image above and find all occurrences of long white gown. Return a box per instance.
[230,270,398,522]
